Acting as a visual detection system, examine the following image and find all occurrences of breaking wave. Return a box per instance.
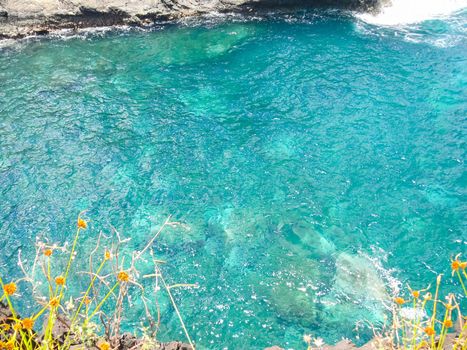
[358,0,467,26]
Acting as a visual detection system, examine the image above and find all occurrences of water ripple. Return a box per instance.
[0,10,466,349]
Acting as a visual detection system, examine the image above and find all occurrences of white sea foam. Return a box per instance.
[399,306,427,321]
[358,0,467,26]
[362,246,401,300]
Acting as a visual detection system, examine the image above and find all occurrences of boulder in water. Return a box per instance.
[322,252,389,328]
[269,282,318,327]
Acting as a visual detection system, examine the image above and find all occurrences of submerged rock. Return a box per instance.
[322,252,389,330]
[286,222,336,257]
[269,282,318,326]
[333,252,388,301]
[138,23,256,65]
[253,249,322,327]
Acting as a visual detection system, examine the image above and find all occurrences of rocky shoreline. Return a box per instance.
[0,301,193,350]
[0,0,385,39]
[1,298,461,350]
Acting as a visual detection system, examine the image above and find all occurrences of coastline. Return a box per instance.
[0,0,383,39]
[1,2,465,349]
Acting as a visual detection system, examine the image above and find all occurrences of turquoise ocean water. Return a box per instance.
[0,8,466,349]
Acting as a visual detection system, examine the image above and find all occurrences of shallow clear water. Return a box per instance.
[0,9,466,349]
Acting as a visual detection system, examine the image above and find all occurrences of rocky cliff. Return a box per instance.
[0,0,383,39]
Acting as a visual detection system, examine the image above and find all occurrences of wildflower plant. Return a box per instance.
[0,213,197,350]
[303,334,325,350]
[365,253,467,350]
[301,254,467,350]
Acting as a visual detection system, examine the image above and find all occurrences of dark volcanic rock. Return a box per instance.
[159,341,193,350]
[240,0,380,11]
[37,313,71,342]
[117,333,138,350]
[323,339,357,349]
[0,301,15,320]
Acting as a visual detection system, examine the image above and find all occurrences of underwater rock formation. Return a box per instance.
[252,247,323,327]
[321,252,390,331]
[0,0,384,38]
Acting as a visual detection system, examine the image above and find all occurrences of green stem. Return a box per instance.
[452,322,467,350]
[436,308,450,350]
[457,271,467,296]
[47,257,53,296]
[86,282,119,323]
[33,303,49,321]
[62,259,107,350]
[59,226,81,299]
[431,277,441,349]
[0,277,16,319]
[72,259,106,323]
[411,299,426,349]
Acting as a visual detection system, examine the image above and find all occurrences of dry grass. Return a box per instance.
[0,212,197,350]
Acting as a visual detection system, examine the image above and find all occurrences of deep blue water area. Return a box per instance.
[0,9,466,349]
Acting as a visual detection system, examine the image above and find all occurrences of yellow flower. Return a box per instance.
[77,217,87,229]
[49,297,59,308]
[83,296,91,305]
[117,271,129,283]
[55,276,65,286]
[444,319,453,328]
[424,327,435,336]
[394,297,405,305]
[44,249,53,257]
[22,318,34,331]
[412,290,420,298]
[419,341,428,348]
[460,261,467,269]
[3,282,17,296]
[1,323,10,331]
[451,260,461,271]
[5,341,14,350]
[98,341,111,350]
[104,250,111,261]
[13,322,22,331]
